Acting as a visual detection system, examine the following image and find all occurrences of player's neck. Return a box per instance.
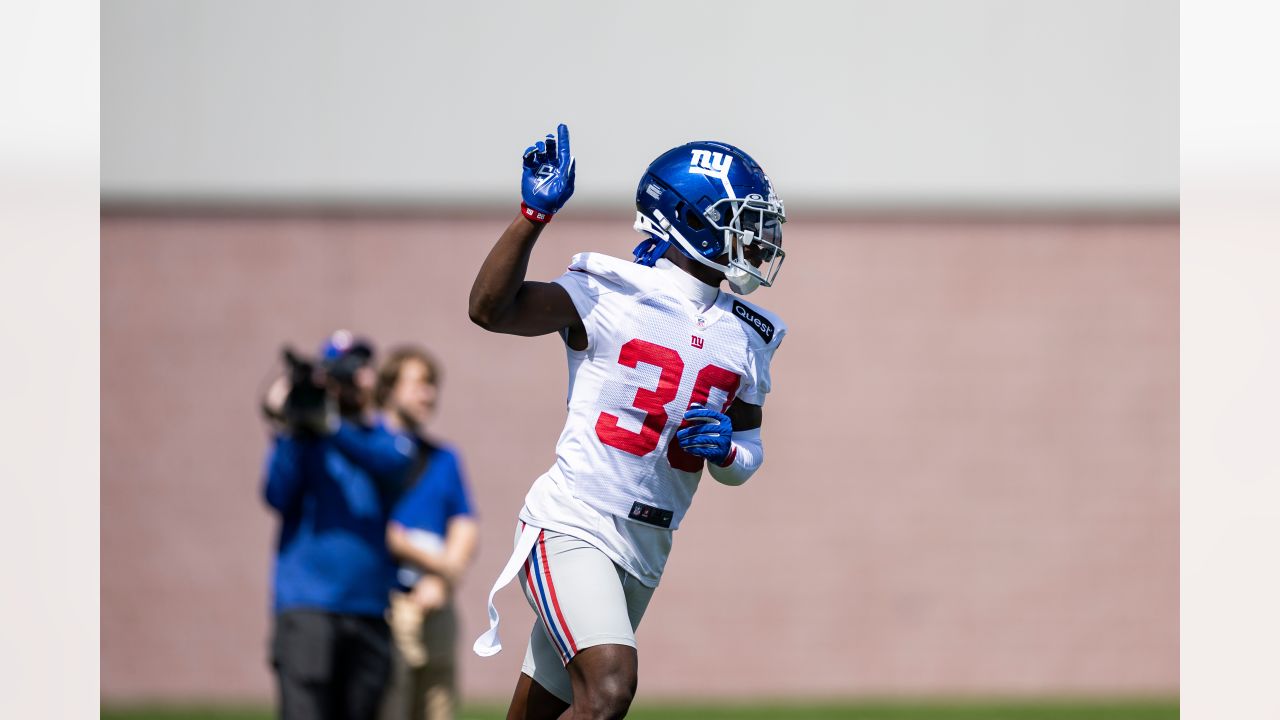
[661,246,724,289]
[655,249,721,311]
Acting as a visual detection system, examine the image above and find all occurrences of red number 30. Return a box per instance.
[593,338,740,471]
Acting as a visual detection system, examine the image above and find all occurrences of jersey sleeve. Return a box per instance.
[551,253,618,351]
[737,323,787,407]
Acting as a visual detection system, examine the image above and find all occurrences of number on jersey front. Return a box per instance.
[593,338,740,471]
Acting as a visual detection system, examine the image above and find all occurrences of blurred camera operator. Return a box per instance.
[261,330,417,720]
[375,347,478,720]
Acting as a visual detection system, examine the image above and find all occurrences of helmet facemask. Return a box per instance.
[706,194,786,294]
[631,141,787,292]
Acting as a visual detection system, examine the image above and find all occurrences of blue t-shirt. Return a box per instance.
[389,443,474,589]
[262,421,416,616]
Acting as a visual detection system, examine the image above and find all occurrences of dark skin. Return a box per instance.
[504,648,636,720]
[469,215,764,720]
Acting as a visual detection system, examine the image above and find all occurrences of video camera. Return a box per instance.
[280,348,329,430]
[276,334,374,431]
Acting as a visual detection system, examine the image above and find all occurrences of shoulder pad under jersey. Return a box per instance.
[565,252,665,295]
[727,295,787,347]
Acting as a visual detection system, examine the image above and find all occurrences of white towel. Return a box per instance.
[473,522,541,657]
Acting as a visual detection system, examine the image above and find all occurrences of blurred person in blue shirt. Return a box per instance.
[373,346,478,720]
[261,331,417,720]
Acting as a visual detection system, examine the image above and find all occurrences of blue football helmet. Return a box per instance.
[633,141,786,294]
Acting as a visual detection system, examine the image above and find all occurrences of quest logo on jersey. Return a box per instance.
[732,300,774,343]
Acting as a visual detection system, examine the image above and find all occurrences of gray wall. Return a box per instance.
[102,0,1178,209]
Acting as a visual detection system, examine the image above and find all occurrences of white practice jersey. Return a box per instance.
[519,252,786,587]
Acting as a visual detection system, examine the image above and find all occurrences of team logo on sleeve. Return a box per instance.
[732,300,775,343]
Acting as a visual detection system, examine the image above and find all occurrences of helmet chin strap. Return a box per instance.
[725,266,761,294]
[722,226,767,294]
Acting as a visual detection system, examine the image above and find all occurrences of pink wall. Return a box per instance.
[101,213,1177,702]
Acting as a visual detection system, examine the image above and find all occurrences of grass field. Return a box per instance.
[102,698,1178,719]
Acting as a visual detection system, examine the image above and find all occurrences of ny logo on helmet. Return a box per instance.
[689,149,732,178]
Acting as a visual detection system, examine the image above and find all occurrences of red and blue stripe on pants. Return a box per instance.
[523,524,579,664]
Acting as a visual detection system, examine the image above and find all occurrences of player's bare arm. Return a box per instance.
[468,218,585,345]
[468,124,586,350]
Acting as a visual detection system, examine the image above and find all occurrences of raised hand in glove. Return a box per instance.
[520,123,576,223]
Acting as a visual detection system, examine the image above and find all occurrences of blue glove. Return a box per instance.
[520,123,576,222]
[675,404,734,465]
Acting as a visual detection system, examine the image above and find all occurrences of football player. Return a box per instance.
[469,124,787,720]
